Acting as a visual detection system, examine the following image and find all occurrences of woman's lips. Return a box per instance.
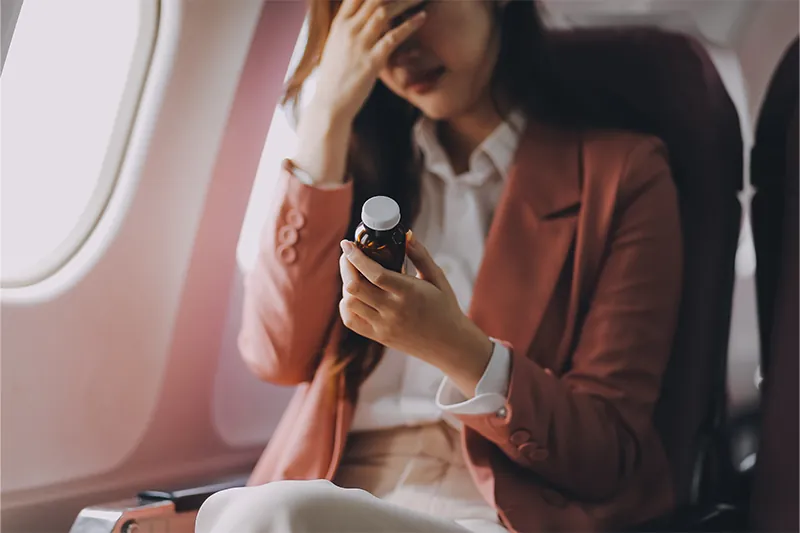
[405,66,446,94]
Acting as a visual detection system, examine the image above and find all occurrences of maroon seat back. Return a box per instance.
[749,39,799,532]
[549,28,743,507]
[751,38,799,373]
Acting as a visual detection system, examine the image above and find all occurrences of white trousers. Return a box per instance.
[195,422,507,533]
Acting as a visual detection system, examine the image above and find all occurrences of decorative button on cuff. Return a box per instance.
[278,226,298,246]
[285,209,306,229]
[277,245,297,264]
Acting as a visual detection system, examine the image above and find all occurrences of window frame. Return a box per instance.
[1,0,161,288]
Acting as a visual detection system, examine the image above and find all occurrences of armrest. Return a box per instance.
[138,474,249,512]
[630,503,747,532]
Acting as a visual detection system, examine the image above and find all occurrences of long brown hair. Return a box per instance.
[283,1,577,400]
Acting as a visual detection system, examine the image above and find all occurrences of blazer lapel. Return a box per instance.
[469,122,582,358]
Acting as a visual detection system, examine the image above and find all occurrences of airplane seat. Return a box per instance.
[723,38,799,518]
[549,28,743,527]
[748,38,799,533]
[750,38,799,375]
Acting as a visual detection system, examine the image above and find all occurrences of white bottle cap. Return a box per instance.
[361,196,401,231]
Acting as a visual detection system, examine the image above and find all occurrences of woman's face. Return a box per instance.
[377,1,502,121]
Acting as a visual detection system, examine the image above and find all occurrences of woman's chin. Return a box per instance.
[414,97,466,122]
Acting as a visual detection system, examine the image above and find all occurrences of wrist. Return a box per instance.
[436,316,494,394]
[293,104,353,187]
[296,110,351,149]
[305,97,355,130]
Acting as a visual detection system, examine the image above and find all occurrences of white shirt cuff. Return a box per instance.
[435,340,510,415]
[287,159,348,190]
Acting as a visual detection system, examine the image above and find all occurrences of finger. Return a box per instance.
[338,0,366,19]
[341,241,405,294]
[360,3,390,45]
[340,254,391,308]
[406,231,443,287]
[342,294,381,322]
[361,0,426,39]
[406,231,458,302]
[370,10,426,65]
[339,298,377,336]
[339,251,362,288]
[385,0,428,20]
[351,0,384,31]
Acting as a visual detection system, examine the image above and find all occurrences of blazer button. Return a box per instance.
[519,442,549,461]
[519,442,536,456]
[285,209,305,229]
[278,226,298,246]
[530,448,549,461]
[542,489,568,508]
[509,429,531,446]
[277,245,297,264]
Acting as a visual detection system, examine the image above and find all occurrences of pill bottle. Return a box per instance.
[354,196,406,273]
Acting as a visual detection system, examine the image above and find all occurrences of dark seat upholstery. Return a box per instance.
[751,38,799,374]
[749,38,799,533]
[549,28,743,509]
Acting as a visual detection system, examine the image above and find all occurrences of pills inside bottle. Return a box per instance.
[355,196,406,273]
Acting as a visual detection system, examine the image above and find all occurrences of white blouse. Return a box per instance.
[349,111,527,431]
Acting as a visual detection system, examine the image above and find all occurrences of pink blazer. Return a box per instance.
[239,121,683,532]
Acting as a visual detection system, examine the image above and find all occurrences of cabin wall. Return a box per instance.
[1,1,304,531]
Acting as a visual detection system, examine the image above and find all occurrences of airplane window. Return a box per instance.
[1,0,24,73]
[237,20,311,273]
[1,0,158,287]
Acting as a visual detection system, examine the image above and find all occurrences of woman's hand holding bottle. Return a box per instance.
[339,232,494,398]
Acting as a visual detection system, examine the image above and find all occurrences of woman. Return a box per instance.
[196,1,683,532]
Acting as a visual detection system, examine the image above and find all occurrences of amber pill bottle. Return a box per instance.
[354,196,406,273]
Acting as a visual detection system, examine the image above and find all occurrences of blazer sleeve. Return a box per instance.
[456,140,683,501]
[238,159,353,385]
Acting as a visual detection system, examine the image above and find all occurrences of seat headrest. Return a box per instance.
[549,27,743,192]
[752,38,799,190]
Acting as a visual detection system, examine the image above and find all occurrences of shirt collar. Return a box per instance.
[413,110,527,186]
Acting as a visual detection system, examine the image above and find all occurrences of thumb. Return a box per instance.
[406,231,456,298]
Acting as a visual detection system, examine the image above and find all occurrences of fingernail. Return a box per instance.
[406,230,415,247]
[341,240,354,256]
